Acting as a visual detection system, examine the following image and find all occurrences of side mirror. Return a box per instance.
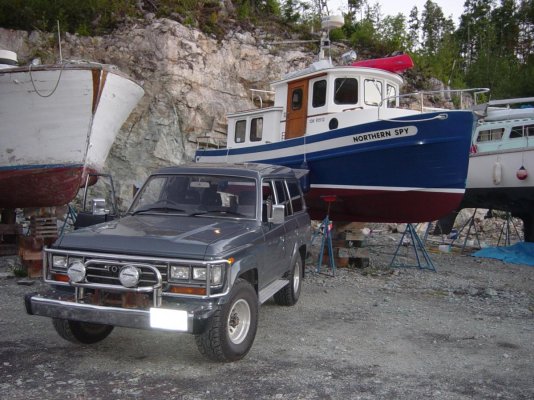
[268,204,285,225]
[92,198,109,216]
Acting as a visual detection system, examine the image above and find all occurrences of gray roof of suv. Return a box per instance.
[153,163,298,179]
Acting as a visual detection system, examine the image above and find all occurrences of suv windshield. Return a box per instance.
[129,174,257,219]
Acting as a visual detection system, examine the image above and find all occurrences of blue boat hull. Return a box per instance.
[196,111,474,223]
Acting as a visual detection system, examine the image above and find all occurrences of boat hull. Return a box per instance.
[0,64,144,209]
[0,164,86,208]
[196,111,474,223]
[461,148,534,216]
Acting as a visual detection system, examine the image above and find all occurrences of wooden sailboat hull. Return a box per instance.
[0,63,144,208]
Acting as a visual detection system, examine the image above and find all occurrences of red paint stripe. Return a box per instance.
[0,166,85,208]
[306,187,463,223]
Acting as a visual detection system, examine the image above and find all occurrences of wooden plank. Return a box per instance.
[19,247,43,261]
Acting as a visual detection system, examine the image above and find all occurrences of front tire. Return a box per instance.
[52,319,114,344]
[195,279,258,362]
[274,256,302,306]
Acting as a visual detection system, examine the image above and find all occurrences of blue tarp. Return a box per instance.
[472,242,534,266]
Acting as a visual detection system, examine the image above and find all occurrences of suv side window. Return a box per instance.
[262,180,275,221]
[262,179,293,217]
[274,180,291,216]
[286,180,303,213]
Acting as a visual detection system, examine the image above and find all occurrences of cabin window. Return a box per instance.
[291,88,303,110]
[386,84,397,108]
[235,120,246,143]
[364,79,383,106]
[477,128,504,142]
[510,124,534,139]
[334,78,358,105]
[312,80,327,108]
[250,117,263,142]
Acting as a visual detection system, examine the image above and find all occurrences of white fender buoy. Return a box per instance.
[493,161,502,185]
[517,165,528,180]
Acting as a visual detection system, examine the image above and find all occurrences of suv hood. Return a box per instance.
[54,215,257,259]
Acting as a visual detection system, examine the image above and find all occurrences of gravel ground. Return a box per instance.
[0,232,533,399]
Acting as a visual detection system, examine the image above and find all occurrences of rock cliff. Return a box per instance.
[0,19,314,209]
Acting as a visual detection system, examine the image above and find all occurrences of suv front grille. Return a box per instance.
[84,260,168,287]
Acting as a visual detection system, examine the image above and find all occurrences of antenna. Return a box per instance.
[319,15,344,61]
[57,20,63,63]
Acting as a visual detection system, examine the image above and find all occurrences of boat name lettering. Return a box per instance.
[352,126,416,143]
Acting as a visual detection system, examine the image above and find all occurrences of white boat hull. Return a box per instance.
[0,64,144,208]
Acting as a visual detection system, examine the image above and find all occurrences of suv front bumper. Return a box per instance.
[24,290,216,334]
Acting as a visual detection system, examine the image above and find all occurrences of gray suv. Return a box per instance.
[25,163,311,362]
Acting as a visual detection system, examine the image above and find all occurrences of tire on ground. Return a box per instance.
[195,279,258,362]
[274,256,303,306]
[52,319,114,344]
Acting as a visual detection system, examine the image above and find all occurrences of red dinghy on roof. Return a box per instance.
[351,53,414,73]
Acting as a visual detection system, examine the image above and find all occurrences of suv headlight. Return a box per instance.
[67,260,86,283]
[170,265,190,281]
[193,264,223,285]
[51,255,84,271]
[52,255,67,270]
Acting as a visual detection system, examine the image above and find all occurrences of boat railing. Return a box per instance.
[250,89,275,109]
[195,135,227,150]
[379,87,490,116]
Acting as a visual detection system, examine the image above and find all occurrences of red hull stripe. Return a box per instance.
[0,165,85,208]
[306,187,464,223]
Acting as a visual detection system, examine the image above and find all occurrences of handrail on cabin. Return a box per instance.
[381,87,490,110]
[250,89,275,109]
[376,87,490,121]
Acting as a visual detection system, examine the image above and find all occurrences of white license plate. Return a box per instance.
[149,308,188,331]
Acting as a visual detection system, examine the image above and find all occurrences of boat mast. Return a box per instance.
[317,0,331,61]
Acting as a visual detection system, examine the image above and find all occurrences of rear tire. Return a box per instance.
[52,319,114,344]
[195,279,258,362]
[274,257,302,306]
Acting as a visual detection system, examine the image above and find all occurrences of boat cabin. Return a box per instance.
[226,62,405,148]
[473,102,534,154]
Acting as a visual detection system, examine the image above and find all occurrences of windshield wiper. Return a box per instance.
[131,206,186,215]
[189,209,246,217]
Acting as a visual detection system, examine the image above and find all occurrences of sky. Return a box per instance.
[328,0,466,26]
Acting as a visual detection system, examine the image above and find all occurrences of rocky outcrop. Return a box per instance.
[0,20,314,209]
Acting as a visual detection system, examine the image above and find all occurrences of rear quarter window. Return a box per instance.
[287,180,304,213]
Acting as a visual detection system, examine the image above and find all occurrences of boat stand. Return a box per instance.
[311,196,337,276]
[450,209,481,252]
[497,212,523,246]
[390,223,436,271]
[59,205,77,237]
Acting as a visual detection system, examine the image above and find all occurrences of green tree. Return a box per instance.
[377,14,411,53]
[407,6,420,51]
[421,0,451,55]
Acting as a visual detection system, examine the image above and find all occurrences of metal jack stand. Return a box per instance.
[390,223,436,271]
[312,196,337,276]
[451,208,481,252]
[59,204,77,237]
[497,212,523,246]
